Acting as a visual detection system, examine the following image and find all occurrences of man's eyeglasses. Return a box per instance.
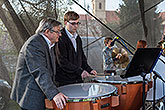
[68,21,81,25]
[50,30,61,34]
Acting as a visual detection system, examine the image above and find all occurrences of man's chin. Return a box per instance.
[72,29,77,33]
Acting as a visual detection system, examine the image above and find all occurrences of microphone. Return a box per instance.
[110,37,119,46]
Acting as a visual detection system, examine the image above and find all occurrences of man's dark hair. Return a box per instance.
[64,11,80,22]
[104,37,113,45]
[35,18,62,34]
[136,40,147,49]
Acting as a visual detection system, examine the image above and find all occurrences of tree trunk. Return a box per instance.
[0,0,31,44]
[0,0,31,86]
[0,54,12,86]
[0,7,24,51]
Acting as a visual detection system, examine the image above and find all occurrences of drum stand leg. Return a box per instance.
[153,75,157,110]
[141,72,146,110]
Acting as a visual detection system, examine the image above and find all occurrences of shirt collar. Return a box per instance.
[65,27,77,39]
[40,33,55,49]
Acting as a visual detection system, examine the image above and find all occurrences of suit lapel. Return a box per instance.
[62,28,77,54]
[49,47,56,74]
[38,34,55,76]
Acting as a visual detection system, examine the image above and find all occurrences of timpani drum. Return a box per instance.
[93,75,150,110]
[45,83,118,110]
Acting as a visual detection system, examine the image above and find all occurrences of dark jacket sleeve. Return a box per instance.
[79,38,93,73]
[24,40,59,100]
[56,38,85,76]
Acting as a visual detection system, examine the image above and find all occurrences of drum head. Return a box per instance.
[58,83,117,102]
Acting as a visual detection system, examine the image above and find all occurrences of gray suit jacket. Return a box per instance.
[10,33,59,110]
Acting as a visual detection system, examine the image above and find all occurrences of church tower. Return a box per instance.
[92,0,106,21]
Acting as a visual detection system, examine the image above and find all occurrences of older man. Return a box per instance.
[10,18,67,110]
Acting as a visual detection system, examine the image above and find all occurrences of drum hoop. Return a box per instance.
[95,80,127,84]
[58,83,117,102]
[127,81,143,84]
[67,93,116,102]
[94,79,143,84]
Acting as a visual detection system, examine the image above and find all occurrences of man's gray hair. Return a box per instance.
[35,18,62,34]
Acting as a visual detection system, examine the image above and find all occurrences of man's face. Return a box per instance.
[45,25,61,44]
[65,19,80,34]
[107,40,112,47]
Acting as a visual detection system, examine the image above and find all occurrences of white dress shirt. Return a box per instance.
[65,27,77,52]
[40,33,55,49]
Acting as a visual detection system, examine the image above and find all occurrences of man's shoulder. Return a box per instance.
[60,29,68,38]
[23,34,45,48]
[27,34,42,41]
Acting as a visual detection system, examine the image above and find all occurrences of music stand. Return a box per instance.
[121,48,162,110]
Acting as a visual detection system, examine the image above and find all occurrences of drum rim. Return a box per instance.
[93,76,143,84]
[58,83,117,102]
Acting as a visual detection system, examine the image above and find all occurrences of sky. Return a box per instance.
[71,0,165,14]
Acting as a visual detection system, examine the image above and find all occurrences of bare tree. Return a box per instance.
[0,54,12,85]
[1,0,31,42]
[0,0,30,88]
[0,7,24,51]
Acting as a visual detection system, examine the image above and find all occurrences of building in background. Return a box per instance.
[92,0,120,23]
[78,0,120,37]
[92,0,106,22]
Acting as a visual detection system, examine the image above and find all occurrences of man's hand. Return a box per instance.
[90,70,97,76]
[116,53,122,59]
[81,70,90,79]
[53,93,68,109]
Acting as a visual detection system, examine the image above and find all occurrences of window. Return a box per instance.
[99,3,102,9]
